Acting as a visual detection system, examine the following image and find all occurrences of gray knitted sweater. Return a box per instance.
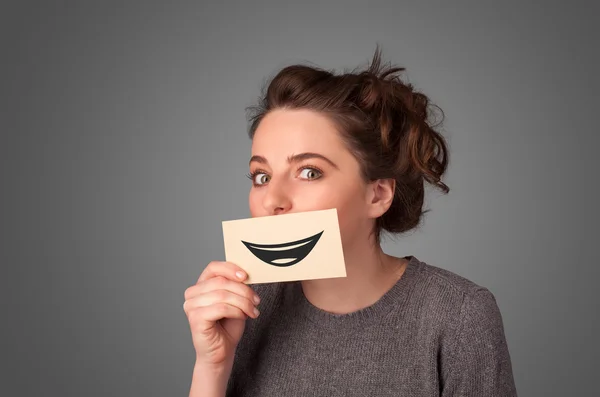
[226,256,517,396]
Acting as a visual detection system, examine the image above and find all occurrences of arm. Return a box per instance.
[188,359,232,397]
[440,288,518,396]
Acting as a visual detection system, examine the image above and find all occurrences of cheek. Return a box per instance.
[335,195,368,244]
[302,183,368,246]
[248,188,263,217]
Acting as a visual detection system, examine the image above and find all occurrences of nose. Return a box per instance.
[262,179,292,216]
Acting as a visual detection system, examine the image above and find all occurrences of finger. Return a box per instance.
[190,303,248,329]
[185,289,259,319]
[197,261,248,284]
[185,276,261,305]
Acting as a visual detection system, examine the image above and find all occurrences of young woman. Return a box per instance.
[183,49,518,397]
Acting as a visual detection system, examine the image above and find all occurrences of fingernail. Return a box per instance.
[236,271,245,280]
[253,295,261,305]
[253,308,260,317]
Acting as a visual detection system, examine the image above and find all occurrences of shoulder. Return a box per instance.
[409,259,517,394]
[409,257,511,359]
[410,257,500,310]
[412,257,489,296]
[405,257,506,335]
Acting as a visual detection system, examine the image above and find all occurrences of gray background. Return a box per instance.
[2,1,598,396]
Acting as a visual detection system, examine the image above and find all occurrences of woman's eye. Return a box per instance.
[299,168,322,180]
[254,173,270,185]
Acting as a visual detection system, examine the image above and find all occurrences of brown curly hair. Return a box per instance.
[246,47,449,242]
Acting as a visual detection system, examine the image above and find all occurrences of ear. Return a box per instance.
[365,178,396,219]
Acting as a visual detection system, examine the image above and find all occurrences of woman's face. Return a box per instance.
[248,108,377,248]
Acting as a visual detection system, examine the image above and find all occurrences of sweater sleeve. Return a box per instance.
[441,288,518,396]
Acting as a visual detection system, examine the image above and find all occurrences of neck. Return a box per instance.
[300,234,408,315]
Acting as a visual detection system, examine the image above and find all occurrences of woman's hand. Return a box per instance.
[183,261,261,369]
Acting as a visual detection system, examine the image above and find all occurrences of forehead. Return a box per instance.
[251,109,344,154]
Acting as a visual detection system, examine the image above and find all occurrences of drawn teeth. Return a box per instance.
[241,231,324,267]
[247,240,311,251]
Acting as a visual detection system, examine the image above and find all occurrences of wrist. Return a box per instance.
[193,361,228,378]
[194,355,234,375]
[189,359,233,397]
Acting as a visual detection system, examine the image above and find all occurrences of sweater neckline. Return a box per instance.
[289,255,421,329]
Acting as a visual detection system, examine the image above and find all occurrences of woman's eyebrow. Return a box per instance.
[249,152,339,169]
[249,155,268,166]
[288,152,339,169]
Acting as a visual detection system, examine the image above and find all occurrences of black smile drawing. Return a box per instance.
[241,231,324,267]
